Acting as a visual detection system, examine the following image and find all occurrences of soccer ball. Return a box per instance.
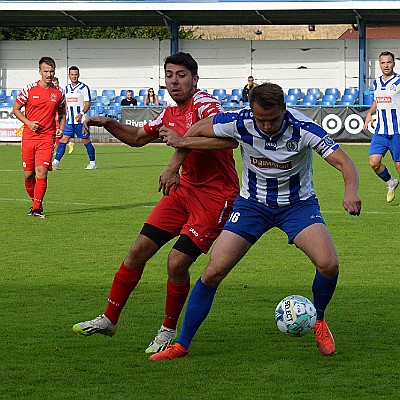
[274,295,317,337]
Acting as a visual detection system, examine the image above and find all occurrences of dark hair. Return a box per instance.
[249,82,285,110]
[379,51,395,62]
[39,56,56,69]
[69,65,80,73]
[126,90,133,94]
[164,52,198,76]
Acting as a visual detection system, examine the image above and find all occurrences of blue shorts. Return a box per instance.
[223,195,326,245]
[64,123,90,139]
[369,134,400,162]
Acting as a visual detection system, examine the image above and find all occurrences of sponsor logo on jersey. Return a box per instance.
[33,96,39,99]
[376,96,392,103]
[68,97,79,102]
[323,135,335,147]
[51,93,57,102]
[250,156,292,170]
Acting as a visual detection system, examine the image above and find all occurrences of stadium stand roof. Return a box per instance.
[0,1,399,27]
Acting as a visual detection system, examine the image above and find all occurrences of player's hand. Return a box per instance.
[28,120,39,132]
[75,114,83,123]
[83,116,110,134]
[342,192,362,216]
[159,166,180,196]
[55,128,63,139]
[160,127,184,148]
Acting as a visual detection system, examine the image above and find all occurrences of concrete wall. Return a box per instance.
[1,37,399,95]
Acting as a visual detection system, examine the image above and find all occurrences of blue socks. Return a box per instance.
[54,142,67,161]
[312,269,338,320]
[377,166,391,182]
[177,278,217,350]
[84,141,96,161]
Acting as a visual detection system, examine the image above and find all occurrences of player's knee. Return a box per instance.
[317,258,339,279]
[369,159,381,172]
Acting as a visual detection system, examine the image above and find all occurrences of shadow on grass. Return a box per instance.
[48,202,157,215]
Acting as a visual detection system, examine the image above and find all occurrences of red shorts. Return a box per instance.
[146,182,234,254]
[21,138,54,171]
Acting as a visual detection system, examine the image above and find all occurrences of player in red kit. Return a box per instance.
[73,52,239,353]
[13,56,66,218]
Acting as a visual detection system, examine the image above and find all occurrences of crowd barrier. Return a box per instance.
[0,105,373,143]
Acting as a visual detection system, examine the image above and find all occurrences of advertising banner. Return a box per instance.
[0,108,23,142]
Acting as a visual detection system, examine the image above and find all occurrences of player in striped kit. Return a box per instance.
[53,66,95,170]
[152,82,361,360]
[364,51,400,203]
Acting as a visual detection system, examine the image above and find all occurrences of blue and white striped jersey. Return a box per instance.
[372,73,400,136]
[64,82,91,125]
[213,107,339,208]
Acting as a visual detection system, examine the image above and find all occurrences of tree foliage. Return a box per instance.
[0,26,200,41]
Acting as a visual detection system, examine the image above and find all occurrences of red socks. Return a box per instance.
[24,178,35,202]
[163,279,190,330]
[32,177,47,210]
[104,262,143,324]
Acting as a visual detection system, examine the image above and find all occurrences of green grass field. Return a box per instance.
[1,143,399,400]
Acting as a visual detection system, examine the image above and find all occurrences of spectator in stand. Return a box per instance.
[240,76,257,105]
[144,88,160,106]
[120,90,137,107]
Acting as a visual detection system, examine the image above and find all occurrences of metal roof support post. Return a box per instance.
[163,17,179,55]
[357,15,366,105]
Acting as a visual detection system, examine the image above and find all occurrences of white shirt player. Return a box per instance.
[65,82,91,125]
[213,107,339,208]
[372,72,400,136]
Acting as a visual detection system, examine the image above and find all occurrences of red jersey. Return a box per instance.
[144,90,239,198]
[16,81,65,140]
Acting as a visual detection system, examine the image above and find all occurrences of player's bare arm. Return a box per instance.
[363,101,376,130]
[83,117,155,147]
[12,102,39,132]
[57,106,66,138]
[325,148,362,216]
[76,100,91,123]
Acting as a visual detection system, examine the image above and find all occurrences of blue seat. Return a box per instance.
[344,88,359,98]
[301,94,318,106]
[231,88,243,98]
[0,89,6,102]
[158,88,167,98]
[109,102,121,114]
[4,95,15,104]
[287,88,304,100]
[226,95,240,103]
[306,88,321,99]
[212,89,227,100]
[115,95,124,104]
[102,89,116,101]
[325,88,341,100]
[284,94,299,106]
[135,95,145,106]
[242,102,249,107]
[88,108,97,118]
[10,89,19,98]
[339,94,356,106]
[96,95,110,106]
[139,89,147,96]
[320,94,337,106]
[364,92,374,106]
[224,102,239,108]
[120,89,127,97]
[90,90,97,101]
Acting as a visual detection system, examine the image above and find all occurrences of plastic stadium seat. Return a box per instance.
[242,102,249,107]
[102,89,116,101]
[10,89,19,98]
[135,95,145,106]
[306,88,321,99]
[343,88,359,98]
[96,95,110,106]
[212,88,227,100]
[301,94,318,106]
[223,102,239,108]
[324,88,341,100]
[231,88,243,98]
[284,94,299,106]
[109,102,121,114]
[320,94,337,106]
[90,90,97,101]
[226,95,240,103]
[0,89,6,102]
[339,94,356,106]
[88,109,97,118]
[158,88,167,98]
[4,95,15,104]
[114,95,124,104]
[120,89,127,97]
[139,89,147,96]
[92,103,105,114]
[364,93,374,106]
[287,88,304,100]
